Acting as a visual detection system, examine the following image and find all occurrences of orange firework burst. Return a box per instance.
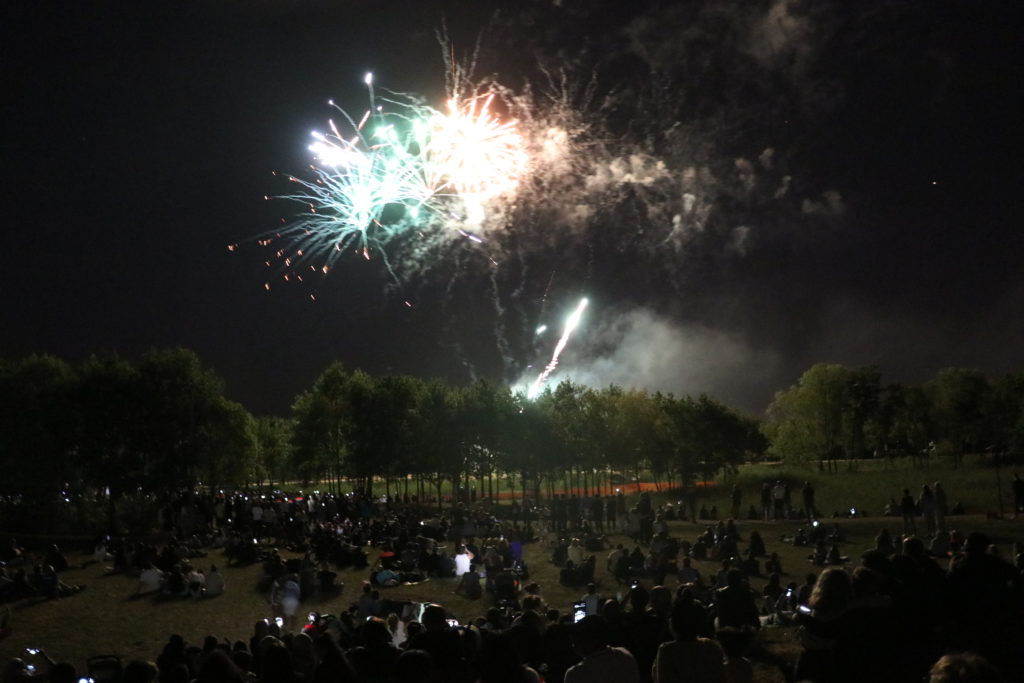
[425,93,528,199]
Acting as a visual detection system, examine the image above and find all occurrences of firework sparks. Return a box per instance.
[425,93,527,199]
[528,297,589,399]
[262,73,529,277]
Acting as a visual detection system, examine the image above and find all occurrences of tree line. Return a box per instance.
[2,349,1022,519]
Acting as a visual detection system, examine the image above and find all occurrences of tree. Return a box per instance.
[291,362,355,494]
[0,355,77,497]
[253,416,294,487]
[194,397,256,490]
[990,373,1024,457]
[136,347,227,489]
[412,379,462,510]
[765,363,879,470]
[925,368,991,467]
[76,353,145,531]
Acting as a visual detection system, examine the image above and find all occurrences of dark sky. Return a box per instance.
[3,0,1023,415]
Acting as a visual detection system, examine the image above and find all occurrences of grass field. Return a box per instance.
[3,507,1024,682]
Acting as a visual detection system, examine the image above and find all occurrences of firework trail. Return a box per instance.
[527,296,589,398]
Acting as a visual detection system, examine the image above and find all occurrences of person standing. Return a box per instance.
[900,489,917,536]
[918,485,936,536]
[801,482,816,523]
[933,481,948,532]
[1013,473,1024,518]
[772,482,785,520]
[730,486,742,521]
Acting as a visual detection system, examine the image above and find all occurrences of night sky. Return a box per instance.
[4,0,1023,416]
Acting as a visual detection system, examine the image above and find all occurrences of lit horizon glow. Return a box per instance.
[527,297,589,399]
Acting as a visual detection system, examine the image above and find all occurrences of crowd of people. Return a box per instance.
[3,482,1024,682]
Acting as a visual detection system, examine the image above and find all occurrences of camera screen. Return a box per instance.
[573,601,587,624]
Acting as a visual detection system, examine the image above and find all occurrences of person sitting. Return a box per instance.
[718,626,755,683]
[678,557,702,586]
[652,597,724,683]
[747,531,766,558]
[764,552,783,576]
[627,546,646,578]
[811,542,828,566]
[204,565,225,596]
[874,529,895,557]
[317,564,339,594]
[567,539,586,567]
[136,563,164,595]
[0,539,25,566]
[455,569,483,599]
[762,573,784,610]
[739,550,760,577]
[186,567,205,597]
[715,569,760,631]
[566,614,641,683]
[826,543,844,566]
[44,545,69,573]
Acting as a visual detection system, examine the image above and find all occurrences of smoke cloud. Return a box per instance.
[529,308,782,411]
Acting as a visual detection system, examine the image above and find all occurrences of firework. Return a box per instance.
[528,297,589,398]
[266,73,529,273]
[275,88,437,262]
[424,93,528,200]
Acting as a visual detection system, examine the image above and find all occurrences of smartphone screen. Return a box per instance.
[446,618,459,627]
[275,617,284,627]
[573,601,587,623]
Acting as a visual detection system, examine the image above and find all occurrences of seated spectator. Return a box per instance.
[582,582,602,616]
[565,615,640,683]
[715,569,760,631]
[747,531,766,558]
[927,652,1001,683]
[194,649,246,683]
[348,617,400,683]
[204,565,224,596]
[652,597,724,683]
[121,660,158,683]
[455,570,483,599]
[762,573,784,608]
[764,553,783,576]
[186,567,205,597]
[678,557,702,586]
[479,630,541,683]
[718,626,755,683]
[794,567,853,683]
[739,550,759,577]
[44,545,69,573]
[567,539,586,567]
[0,539,25,566]
[929,531,950,557]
